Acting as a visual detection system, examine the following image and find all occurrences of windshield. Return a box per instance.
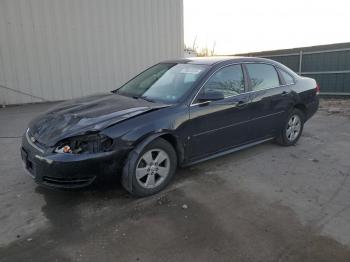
[114,63,209,103]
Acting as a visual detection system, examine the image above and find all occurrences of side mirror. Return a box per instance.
[197,90,225,102]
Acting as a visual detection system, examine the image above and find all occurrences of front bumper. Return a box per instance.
[21,134,129,189]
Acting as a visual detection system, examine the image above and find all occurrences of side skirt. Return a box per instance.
[182,137,274,167]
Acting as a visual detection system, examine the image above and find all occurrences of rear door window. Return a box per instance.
[246,64,280,91]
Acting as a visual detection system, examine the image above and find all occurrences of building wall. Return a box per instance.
[0,0,184,105]
[238,42,350,95]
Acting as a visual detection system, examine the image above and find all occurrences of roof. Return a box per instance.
[162,56,273,65]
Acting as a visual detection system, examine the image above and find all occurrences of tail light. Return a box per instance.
[315,83,320,95]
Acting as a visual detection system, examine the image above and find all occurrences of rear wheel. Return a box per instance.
[276,109,304,146]
[127,138,177,197]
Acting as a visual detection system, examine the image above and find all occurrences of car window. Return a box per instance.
[246,64,280,91]
[202,64,245,99]
[278,69,295,85]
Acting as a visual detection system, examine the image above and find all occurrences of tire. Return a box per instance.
[125,138,177,197]
[276,108,305,146]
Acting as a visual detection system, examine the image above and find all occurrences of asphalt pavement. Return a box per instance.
[0,101,349,262]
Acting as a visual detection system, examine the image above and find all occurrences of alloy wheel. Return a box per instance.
[135,149,170,189]
[286,114,301,141]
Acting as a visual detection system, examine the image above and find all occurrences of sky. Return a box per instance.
[184,0,350,55]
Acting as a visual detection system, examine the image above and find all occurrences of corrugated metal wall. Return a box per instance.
[0,0,184,105]
[238,43,350,95]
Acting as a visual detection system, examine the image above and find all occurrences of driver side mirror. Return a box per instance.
[197,90,225,103]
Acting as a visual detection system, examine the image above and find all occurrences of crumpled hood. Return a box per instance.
[28,93,167,147]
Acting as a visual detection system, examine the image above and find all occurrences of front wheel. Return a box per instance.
[124,138,177,197]
[276,109,305,146]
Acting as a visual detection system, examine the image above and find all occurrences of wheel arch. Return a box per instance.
[121,131,184,193]
[293,103,307,119]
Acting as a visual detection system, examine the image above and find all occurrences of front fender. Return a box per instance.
[121,132,171,193]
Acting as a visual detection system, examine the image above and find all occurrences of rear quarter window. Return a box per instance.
[278,69,295,85]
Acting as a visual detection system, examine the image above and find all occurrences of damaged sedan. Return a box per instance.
[21,57,319,196]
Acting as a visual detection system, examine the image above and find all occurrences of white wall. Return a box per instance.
[0,0,184,105]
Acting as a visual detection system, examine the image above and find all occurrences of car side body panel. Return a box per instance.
[188,93,253,160]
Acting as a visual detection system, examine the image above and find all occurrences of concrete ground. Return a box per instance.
[0,99,349,262]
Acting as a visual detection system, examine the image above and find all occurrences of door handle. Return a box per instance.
[235,100,249,108]
[281,91,289,96]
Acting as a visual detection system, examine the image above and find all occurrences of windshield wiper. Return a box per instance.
[131,95,155,103]
[139,96,155,103]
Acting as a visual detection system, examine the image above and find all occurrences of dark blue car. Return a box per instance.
[21,57,319,196]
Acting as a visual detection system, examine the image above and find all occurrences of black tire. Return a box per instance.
[276,108,305,146]
[125,138,177,197]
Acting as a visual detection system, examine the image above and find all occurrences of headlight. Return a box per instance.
[55,133,114,154]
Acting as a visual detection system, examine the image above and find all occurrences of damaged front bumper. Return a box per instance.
[20,132,129,189]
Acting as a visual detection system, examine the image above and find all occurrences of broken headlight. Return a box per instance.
[54,134,114,154]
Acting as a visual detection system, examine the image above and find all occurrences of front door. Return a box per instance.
[188,64,253,160]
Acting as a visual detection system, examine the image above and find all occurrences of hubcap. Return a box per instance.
[135,149,170,189]
[286,114,301,141]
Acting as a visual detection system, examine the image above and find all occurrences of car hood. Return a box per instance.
[28,93,168,147]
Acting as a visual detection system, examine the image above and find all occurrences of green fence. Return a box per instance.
[239,43,350,95]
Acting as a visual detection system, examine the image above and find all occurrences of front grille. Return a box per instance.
[42,176,95,188]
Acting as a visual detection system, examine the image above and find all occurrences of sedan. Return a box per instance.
[21,57,319,196]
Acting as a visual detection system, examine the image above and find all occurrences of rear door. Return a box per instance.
[188,64,253,160]
[244,63,294,139]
